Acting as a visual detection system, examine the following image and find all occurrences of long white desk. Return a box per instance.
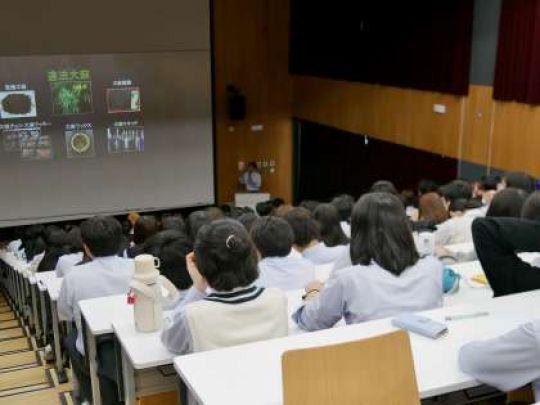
[174,290,540,405]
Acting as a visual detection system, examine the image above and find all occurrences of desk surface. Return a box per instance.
[80,295,132,335]
[174,290,540,405]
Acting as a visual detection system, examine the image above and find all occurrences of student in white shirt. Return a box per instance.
[251,216,315,291]
[59,216,134,405]
[434,199,475,245]
[459,320,540,400]
[313,203,349,248]
[285,208,347,265]
[293,192,443,331]
[55,226,85,277]
[161,219,288,354]
[331,194,355,238]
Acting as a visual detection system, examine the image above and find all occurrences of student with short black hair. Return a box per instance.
[237,212,259,233]
[312,204,349,247]
[161,214,186,233]
[58,216,134,405]
[370,180,398,195]
[331,194,354,237]
[418,179,439,196]
[37,225,68,272]
[186,210,211,242]
[126,215,160,258]
[161,219,288,354]
[21,224,46,263]
[251,217,315,291]
[285,208,347,265]
[522,191,540,222]
[142,230,193,291]
[486,188,527,219]
[502,171,535,193]
[293,193,443,331]
[55,226,86,277]
[298,200,321,213]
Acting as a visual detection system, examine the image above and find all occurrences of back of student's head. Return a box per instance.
[370,180,398,196]
[161,215,186,233]
[331,194,355,222]
[486,188,527,218]
[350,192,419,275]
[284,208,320,248]
[418,179,439,196]
[312,203,349,247]
[479,175,501,191]
[237,212,259,233]
[522,191,540,222]
[43,225,67,250]
[298,200,321,213]
[195,219,258,291]
[255,201,274,217]
[250,216,294,259]
[23,225,46,261]
[439,180,472,203]
[418,192,448,225]
[449,198,469,215]
[80,216,122,258]
[133,216,160,245]
[186,210,211,242]
[504,171,535,193]
[65,226,84,253]
[142,230,193,290]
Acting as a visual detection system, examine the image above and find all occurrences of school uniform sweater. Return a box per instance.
[257,254,316,291]
[459,320,540,399]
[302,242,348,265]
[161,286,288,354]
[293,256,444,331]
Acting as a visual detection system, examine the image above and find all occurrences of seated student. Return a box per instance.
[284,208,348,265]
[434,198,475,246]
[21,224,46,263]
[37,225,68,272]
[126,215,160,258]
[459,320,540,400]
[418,179,439,197]
[312,203,349,247]
[141,230,193,292]
[522,191,540,222]
[251,216,315,291]
[486,188,528,218]
[331,194,354,238]
[370,180,398,196]
[161,219,288,354]
[477,175,501,206]
[298,200,320,213]
[499,171,536,193]
[472,217,540,297]
[55,226,87,277]
[237,212,259,233]
[161,214,186,233]
[58,216,134,405]
[186,210,212,242]
[414,192,449,232]
[293,193,443,331]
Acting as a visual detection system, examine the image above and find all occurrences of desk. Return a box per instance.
[174,290,540,405]
[112,289,306,405]
[80,295,133,405]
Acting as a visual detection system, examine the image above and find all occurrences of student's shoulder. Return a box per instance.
[262,287,288,304]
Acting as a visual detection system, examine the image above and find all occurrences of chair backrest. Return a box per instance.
[282,330,420,405]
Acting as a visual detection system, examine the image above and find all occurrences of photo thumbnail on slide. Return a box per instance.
[65,124,95,159]
[107,125,144,154]
[0,88,37,119]
[48,69,93,115]
[2,123,53,160]
[107,86,141,113]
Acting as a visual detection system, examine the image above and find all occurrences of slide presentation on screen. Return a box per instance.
[0,52,214,225]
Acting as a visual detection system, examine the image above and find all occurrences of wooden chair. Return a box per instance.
[282,330,420,405]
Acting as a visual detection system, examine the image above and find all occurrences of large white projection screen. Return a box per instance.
[0,51,214,226]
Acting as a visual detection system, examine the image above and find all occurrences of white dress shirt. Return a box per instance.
[257,253,316,291]
[434,215,475,246]
[55,252,84,277]
[58,255,134,354]
[459,320,540,399]
[293,256,444,331]
[302,242,348,265]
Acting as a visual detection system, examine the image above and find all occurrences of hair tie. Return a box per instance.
[225,234,235,249]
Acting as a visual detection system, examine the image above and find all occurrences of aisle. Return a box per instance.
[0,291,73,404]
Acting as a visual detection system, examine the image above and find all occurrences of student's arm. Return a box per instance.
[473,218,540,296]
[292,277,345,331]
[161,287,206,354]
[57,277,74,322]
[459,321,540,392]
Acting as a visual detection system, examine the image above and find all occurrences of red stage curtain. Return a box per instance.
[494,0,540,104]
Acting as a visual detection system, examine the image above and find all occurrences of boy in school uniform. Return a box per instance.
[284,208,347,265]
[250,216,316,291]
[58,216,134,405]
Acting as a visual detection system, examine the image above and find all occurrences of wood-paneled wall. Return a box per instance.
[213,0,293,204]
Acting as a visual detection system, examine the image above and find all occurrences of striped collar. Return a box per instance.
[205,286,265,304]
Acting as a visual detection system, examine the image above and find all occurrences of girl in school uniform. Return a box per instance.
[293,192,443,331]
[161,219,288,354]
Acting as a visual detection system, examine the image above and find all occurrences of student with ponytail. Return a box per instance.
[161,219,288,354]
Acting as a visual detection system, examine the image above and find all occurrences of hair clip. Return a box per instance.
[225,234,235,249]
